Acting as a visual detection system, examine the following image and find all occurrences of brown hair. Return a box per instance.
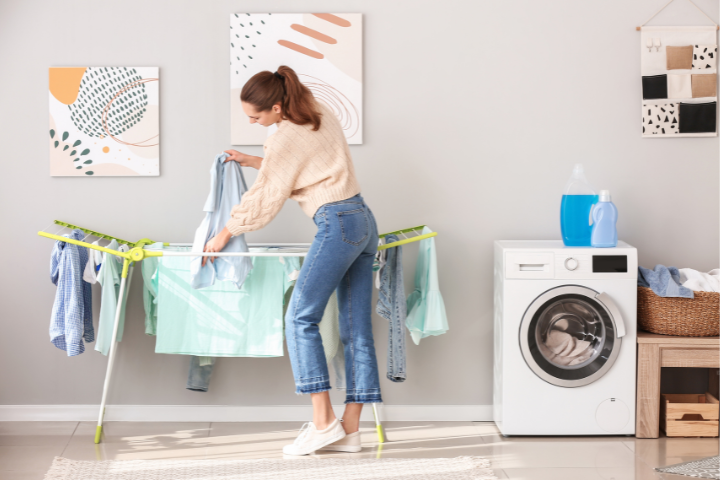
[240,65,322,131]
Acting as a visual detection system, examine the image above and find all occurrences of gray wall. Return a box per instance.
[1,0,717,408]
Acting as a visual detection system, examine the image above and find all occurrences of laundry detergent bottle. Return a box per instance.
[560,164,598,247]
[591,190,618,248]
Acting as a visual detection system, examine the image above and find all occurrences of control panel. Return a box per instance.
[499,241,637,280]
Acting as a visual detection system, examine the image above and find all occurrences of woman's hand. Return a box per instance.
[224,149,263,169]
[202,227,232,266]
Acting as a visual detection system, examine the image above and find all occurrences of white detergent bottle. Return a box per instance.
[590,190,618,248]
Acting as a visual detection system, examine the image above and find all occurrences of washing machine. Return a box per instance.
[493,240,638,435]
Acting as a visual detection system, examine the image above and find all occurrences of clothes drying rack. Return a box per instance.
[38,220,438,445]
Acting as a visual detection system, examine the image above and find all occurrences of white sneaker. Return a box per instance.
[318,430,362,453]
[282,419,346,456]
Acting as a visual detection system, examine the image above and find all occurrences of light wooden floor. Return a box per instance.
[1,421,717,479]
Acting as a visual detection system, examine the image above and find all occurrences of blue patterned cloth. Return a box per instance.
[50,229,94,355]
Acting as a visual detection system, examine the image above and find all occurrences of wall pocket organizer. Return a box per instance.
[638,0,718,137]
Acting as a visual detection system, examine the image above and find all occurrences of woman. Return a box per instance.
[203,65,382,456]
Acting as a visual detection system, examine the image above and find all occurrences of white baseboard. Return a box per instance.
[0,405,492,422]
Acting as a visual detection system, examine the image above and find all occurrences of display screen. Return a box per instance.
[593,255,627,273]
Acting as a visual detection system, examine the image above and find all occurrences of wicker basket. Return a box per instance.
[637,286,719,337]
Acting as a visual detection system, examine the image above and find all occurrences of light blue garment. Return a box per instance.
[376,234,407,383]
[406,227,448,345]
[95,240,130,355]
[191,152,253,290]
[285,194,382,404]
[638,265,694,298]
[49,229,93,356]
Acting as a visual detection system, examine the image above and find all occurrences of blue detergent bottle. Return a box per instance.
[560,164,598,246]
[591,190,618,248]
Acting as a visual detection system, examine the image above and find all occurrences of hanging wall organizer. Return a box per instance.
[638,0,718,137]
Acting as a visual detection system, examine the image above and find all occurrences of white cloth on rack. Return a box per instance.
[374,244,387,289]
[117,244,129,261]
[191,153,253,290]
[82,241,103,284]
[678,268,720,292]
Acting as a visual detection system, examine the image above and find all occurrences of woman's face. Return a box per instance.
[242,102,283,127]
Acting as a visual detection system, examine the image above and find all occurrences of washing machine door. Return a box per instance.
[519,285,626,388]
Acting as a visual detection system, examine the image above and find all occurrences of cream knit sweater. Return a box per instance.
[225,102,361,236]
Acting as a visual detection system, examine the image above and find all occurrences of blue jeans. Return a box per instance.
[187,356,215,392]
[285,194,383,404]
[376,234,407,382]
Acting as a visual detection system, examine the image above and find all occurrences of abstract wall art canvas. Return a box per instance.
[230,13,362,145]
[49,67,160,176]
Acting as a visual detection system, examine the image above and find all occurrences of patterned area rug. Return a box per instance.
[45,456,498,480]
[655,456,720,480]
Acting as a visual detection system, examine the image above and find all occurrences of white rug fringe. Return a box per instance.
[44,456,498,480]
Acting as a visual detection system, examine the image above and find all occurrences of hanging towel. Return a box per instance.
[49,229,94,356]
[678,268,720,293]
[376,234,407,382]
[95,240,130,355]
[191,152,253,290]
[406,227,448,345]
[638,265,694,298]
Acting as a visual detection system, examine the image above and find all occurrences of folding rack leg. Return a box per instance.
[94,258,132,444]
[372,403,386,443]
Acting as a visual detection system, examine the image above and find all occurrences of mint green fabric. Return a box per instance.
[405,227,448,345]
[95,240,129,355]
[140,242,163,336]
[154,247,299,357]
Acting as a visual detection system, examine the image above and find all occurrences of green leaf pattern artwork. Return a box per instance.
[68,67,148,138]
[50,66,159,176]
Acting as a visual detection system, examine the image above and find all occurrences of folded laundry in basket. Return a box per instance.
[678,268,720,293]
[638,265,694,298]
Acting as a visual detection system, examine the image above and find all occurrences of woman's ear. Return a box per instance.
[273,103,282,114]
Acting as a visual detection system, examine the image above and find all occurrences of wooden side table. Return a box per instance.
[636,331,719,438]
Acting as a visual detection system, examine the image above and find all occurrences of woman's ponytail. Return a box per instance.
[240,65,322,131]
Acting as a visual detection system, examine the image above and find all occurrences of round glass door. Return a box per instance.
[519,285,622,388]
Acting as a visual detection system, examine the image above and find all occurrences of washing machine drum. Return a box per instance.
[519,285,623,388]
